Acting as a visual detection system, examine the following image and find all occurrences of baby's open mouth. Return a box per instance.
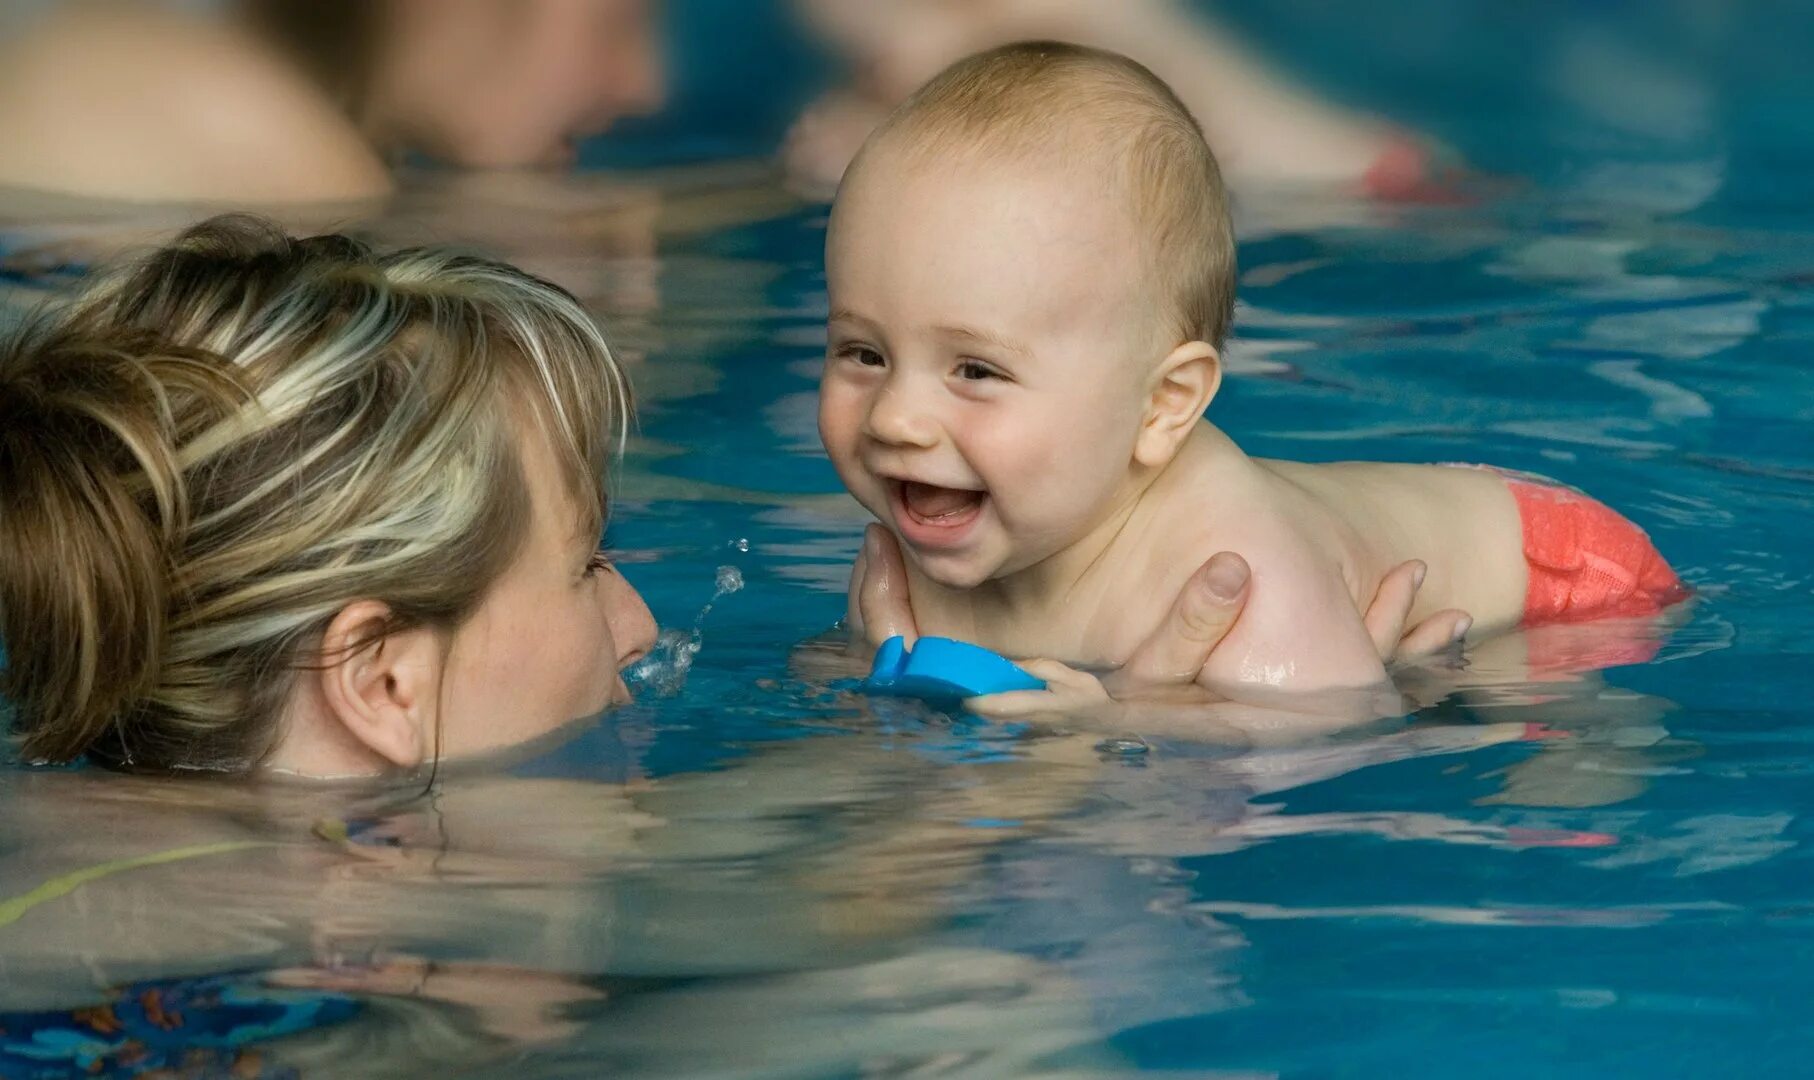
[905,479,980,517]
[891,480,986,548]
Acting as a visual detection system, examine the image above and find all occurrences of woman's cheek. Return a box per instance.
[555,605,615,716]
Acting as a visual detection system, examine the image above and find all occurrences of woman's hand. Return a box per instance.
[846,523,920,647]
[965,550,1257,720]
[1361,559,1473,665]
[975,559,1472,722]
[848,525,1470,718]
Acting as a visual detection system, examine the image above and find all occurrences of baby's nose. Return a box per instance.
[862,384,939,448]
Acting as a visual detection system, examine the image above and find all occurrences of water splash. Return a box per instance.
[625,565,744,697]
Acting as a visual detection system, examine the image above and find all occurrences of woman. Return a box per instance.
[0,215,656,772]
[0,0,665,204]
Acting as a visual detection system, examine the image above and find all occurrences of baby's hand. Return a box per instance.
[963,659,1115,721]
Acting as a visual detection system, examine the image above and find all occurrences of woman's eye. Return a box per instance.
[584,550,615,579]
[956,360,1003,382]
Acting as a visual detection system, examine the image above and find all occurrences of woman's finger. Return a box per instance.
[1105,551,1250,691]
[1396,608,1473,661]
[844,533,871,637]
[855,524,918,647]
[1363,560,1424,659]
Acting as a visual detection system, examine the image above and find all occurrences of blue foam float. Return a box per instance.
[863,635,1046,701]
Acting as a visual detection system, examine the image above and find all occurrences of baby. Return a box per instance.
[818,42,1685,694]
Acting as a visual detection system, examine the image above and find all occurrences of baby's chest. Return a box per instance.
[912,586,1168,668]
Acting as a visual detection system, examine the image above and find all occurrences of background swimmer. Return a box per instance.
[785,0,1452,199]
[0,0,664,203]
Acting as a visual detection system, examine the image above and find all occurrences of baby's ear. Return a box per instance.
[1136,341,1221,468]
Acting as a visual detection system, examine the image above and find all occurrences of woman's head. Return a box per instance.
[0,216,654,776]
[246,0,666,169]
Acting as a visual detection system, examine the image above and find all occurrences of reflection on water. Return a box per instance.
[2,104,1811,1077]
[0,672,1706,1077]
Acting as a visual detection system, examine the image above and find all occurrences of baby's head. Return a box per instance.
[820,41,1234,588]
[0,216,654,775]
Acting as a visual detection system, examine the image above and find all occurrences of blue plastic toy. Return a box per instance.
[864,635,1046,701]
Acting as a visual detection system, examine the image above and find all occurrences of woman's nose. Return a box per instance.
[605,569,658,669]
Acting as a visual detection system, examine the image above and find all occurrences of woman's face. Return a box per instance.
[379,0,665,168]
[435,427,657,759]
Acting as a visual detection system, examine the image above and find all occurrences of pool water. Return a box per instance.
[4,5,1814,1077]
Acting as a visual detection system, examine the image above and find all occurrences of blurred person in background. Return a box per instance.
[784,0,1453,200]
[0,0,665,204]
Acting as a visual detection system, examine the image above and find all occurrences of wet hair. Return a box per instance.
[0,215,630,772]
[858,41,1236,349]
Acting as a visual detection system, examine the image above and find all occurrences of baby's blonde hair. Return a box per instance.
[0,216,630,771]
[861,41,1236,349]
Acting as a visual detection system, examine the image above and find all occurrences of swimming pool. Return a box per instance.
[3,5,1813,1077]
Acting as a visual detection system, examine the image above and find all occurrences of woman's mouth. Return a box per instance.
[891,480,986,549]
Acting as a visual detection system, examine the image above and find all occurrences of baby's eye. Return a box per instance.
[955,359,1005,382]
[836,344,886,368]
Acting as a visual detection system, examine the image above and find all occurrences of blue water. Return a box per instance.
[4,3,1814,1077]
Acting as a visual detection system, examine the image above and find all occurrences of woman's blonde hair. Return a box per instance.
[0,216,630,771]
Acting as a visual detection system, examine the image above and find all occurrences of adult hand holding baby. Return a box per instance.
[849,524,1470,721]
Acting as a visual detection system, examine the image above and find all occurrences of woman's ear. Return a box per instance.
[1136,340,1222,468]
[317,601,443,769]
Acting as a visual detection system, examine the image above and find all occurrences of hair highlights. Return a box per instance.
[0,216,630,771]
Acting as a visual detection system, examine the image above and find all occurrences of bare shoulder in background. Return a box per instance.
[0,0,390,204]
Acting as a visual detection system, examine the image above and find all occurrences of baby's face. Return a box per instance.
[820,147,1161,588]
